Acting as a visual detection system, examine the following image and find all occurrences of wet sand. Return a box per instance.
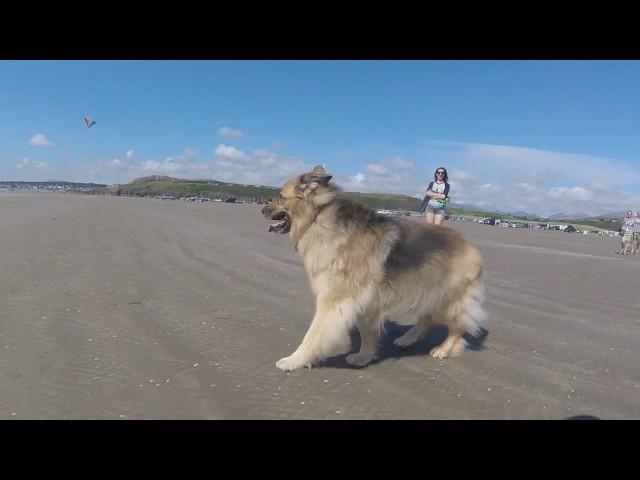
[1,191,638,419]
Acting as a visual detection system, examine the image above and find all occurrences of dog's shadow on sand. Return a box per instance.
[319,323,490,369]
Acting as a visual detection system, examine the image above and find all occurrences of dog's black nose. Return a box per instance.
[261,205,273,218]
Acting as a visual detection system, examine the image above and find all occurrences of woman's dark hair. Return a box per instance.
[434,167,448,183]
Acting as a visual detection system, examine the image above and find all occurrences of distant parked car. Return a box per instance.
[483,217,498,225]
[564,225,577,233]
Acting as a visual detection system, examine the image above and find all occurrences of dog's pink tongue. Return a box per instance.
[269,220,285,232]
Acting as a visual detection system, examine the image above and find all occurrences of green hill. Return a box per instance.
[342,192,422,211]
[107,176,423,209]
[108,177,279,201]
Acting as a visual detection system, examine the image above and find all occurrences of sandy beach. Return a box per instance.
[1,191,638,419]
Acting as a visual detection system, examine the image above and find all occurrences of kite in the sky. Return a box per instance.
[84,116,96,128]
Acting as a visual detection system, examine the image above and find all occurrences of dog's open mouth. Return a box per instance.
[268,211,291,234]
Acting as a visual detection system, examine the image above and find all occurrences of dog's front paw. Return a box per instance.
[429,345,451,359]
[276,354,310,371]
[345,352,374,367]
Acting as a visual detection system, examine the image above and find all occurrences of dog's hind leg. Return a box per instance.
[393,313,432,348]
[275,296,360,371]
[346,312,384,367]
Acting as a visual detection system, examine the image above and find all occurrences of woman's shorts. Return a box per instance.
[425,203,446,216]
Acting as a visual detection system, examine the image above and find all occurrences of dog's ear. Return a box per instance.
[301,165,332,187]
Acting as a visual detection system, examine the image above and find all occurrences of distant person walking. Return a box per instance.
[619,210,635,255]
[634,209,640,255]
[421,167,450,226]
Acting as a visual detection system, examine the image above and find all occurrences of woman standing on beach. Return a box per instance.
[634,209,640,255]
[422,167,450,226]
[619,210,635,255]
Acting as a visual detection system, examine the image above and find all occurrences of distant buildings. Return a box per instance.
[0,181,107,193]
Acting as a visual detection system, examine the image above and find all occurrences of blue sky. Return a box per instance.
[2,60,640,216]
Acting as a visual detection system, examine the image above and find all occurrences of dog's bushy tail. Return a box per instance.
[444,268,486,356]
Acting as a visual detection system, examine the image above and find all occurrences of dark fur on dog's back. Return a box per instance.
[333,198,387,230]
[384,218,455,277]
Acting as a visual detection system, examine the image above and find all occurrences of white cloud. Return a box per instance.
[548,186,593,202]
[214,144,250,163]
[208,146,311,187]
[515,182,535,191]
[254,149,273,157]
[219,126,243,138]
[339,155,424,197]
[13,158,48,181]
[388,156,414,169]
[479,183,503,194]
[254,149,278,166]
[16,158,47,170]
[139,155,208,175]
[28,133,54,147]
[526,168,559,186]
[366,163,388,175]
[456,142,640,188]
[126,150,134,159]
[364,156,413,177]
[347,172,366,187]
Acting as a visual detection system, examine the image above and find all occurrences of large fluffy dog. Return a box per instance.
[262,166,485,371]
